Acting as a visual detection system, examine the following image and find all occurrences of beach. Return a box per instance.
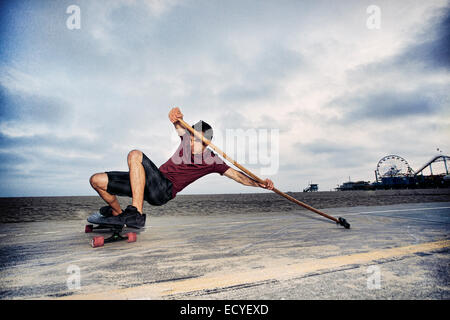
[1,189,450,223]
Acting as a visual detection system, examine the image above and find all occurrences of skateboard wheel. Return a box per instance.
[91,236,104,248]
[127,232,137,243]
[85,225,93,233]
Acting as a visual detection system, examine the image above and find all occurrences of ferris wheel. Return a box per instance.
[376,155,414,178]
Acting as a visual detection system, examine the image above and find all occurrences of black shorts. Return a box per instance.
[106,153,173,206]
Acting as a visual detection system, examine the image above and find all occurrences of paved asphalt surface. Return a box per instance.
[0,202,449,299]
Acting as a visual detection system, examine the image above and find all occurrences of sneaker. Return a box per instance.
[99,206,124,217]
[87,212,123,226]
[118,205,146,228]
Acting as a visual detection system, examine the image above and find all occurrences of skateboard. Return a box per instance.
[85,212,138,248]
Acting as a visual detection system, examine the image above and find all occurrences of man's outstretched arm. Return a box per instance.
[223,168,274,190]
[168,107,186,136]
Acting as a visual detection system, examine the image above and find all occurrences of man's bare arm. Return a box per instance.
[168,107,186,136]
[223,168,274,190]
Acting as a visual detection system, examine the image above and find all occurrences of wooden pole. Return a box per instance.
[177,119,349,226]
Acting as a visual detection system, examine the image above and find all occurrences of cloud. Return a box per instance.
[347,6,450,78]
[326,6,450,124]
[0,85,71,124]
[329,88,446,123]
[294,138,377,169]
[297,139,363,155]
[392,6,450,71]
[218,45,304,103]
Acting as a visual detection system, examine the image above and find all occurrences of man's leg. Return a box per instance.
[89,173,123,216]
[127,150,145,214]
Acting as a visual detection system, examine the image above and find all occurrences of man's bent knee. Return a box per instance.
[128,149,143,164]
[90,173,108,190]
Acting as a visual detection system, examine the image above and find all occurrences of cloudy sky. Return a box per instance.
[0,0,449,197]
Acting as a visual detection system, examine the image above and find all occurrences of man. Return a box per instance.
[89,107,274,228]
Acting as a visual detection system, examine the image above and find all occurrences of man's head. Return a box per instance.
[190,120,213,154]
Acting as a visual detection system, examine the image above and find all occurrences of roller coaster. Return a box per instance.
[414,155,449,177]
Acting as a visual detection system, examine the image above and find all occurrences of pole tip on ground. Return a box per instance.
[338,217,351,229]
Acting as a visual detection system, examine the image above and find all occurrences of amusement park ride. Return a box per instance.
[337,153,450,191]
[375,155,414,181]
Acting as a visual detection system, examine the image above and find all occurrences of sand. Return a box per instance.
[0,188,449,223]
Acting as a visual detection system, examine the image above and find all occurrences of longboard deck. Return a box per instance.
[85,212,138,248]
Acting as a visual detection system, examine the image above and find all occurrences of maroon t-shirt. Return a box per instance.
[159,133,230,198]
